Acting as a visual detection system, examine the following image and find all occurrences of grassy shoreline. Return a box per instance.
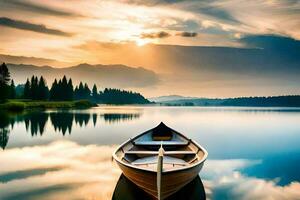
[0,100,96,111]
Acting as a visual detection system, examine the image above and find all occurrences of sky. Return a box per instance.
[0,0,300,97]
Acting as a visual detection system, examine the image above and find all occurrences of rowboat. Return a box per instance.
[112,122,208,200]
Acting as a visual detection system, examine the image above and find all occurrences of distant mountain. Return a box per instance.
[158,96,300,107]
[0,54,71,67]
[149,95,198,102]
[7,63,159,89]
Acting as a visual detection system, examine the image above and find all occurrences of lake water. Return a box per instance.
[1,106,300,200]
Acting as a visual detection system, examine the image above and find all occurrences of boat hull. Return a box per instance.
[116,161,204,199]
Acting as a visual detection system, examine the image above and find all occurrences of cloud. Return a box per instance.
[203,159,300,200]
[177,31,197,37]
[0,141,121,200]
[126,0,300,41]
[208,0,300,39]
[140,31,171,39]
[0,0,80,17]
[122,0,239,23]
[239,34,300,51]
[121,0,190,6]
[0,17,73,37]
[1,144,299,200]
[0,167,64,183]
[240,153,300,186]
[206,172,300,200]
[197,6,240,24]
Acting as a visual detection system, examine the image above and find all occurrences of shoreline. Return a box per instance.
[0,100,96,112]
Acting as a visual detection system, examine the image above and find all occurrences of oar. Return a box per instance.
[157,142,164,200]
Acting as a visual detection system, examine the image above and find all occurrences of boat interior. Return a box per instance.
[115,123,206,172]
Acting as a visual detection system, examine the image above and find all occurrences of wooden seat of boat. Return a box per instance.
[125,150,195,155]
[134,141,188,146]
[132,156,189,169]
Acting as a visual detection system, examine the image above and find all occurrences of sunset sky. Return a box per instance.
[0,0,300,97]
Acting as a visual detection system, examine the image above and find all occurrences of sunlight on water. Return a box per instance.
[1,106,300,199]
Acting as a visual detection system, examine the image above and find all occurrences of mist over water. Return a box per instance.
[1,106,300,200]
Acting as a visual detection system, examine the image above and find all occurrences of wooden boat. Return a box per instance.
[113,122,208,200]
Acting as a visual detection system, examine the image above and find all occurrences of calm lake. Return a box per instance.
[1,106,300,200]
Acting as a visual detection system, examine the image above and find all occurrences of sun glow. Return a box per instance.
[136,39,149,46]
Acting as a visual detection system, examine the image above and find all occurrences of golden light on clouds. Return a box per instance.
[0,0,300,97]
[136,38,150,46]
[1,0,299,63]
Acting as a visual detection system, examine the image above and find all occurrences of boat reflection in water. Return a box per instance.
[112,174,206,200]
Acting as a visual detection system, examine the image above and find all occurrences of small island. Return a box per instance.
[0,63,150,111]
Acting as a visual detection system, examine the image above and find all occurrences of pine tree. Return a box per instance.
[84,83,91,99]
[30,76,38,100]
[34,76,39,100]
[9,80,16,99]
[49,76,73,101]
[58,79,63,100]
[92,84,98,100]
[38,76,49,100]
[67,78,74,100]
[30,76,35,99]
[50,79,58,100]
[0,63,10,84]
[24,79,31,99]
[74,86,79,99]
[62,76,68,99]
[78,82,84,99]
[0,63,11,102]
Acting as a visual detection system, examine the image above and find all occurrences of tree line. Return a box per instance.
[0,62,150,104]
[0,110,143,149]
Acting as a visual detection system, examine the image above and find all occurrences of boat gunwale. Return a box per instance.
[112,125,208,173]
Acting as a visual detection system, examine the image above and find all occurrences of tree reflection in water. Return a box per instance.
[92,113,97,126]
[23,112,49,136]
[0,128,9,150]
[112,174,206,200]
[100,113,140,123]
[0,111,141,149]
[75,113,91,127]
[50,112,74,135]
[0,112,14,150]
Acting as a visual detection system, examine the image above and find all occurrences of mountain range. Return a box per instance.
[0,54,71,67]
[152,95,300,107]
[6,63,159,89]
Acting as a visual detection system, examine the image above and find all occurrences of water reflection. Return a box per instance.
[100,113,141,123]
[50,112,73,135]
[0,112,13,149]
[1,141,300,200]
[1,106,300,199]
[24,112,49,136]
[112,174,206,200]
[0,110,142,149]
[0,141,121,200]
[0,128,9,150]
[241,153,300,186]
[203,159,300,200]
